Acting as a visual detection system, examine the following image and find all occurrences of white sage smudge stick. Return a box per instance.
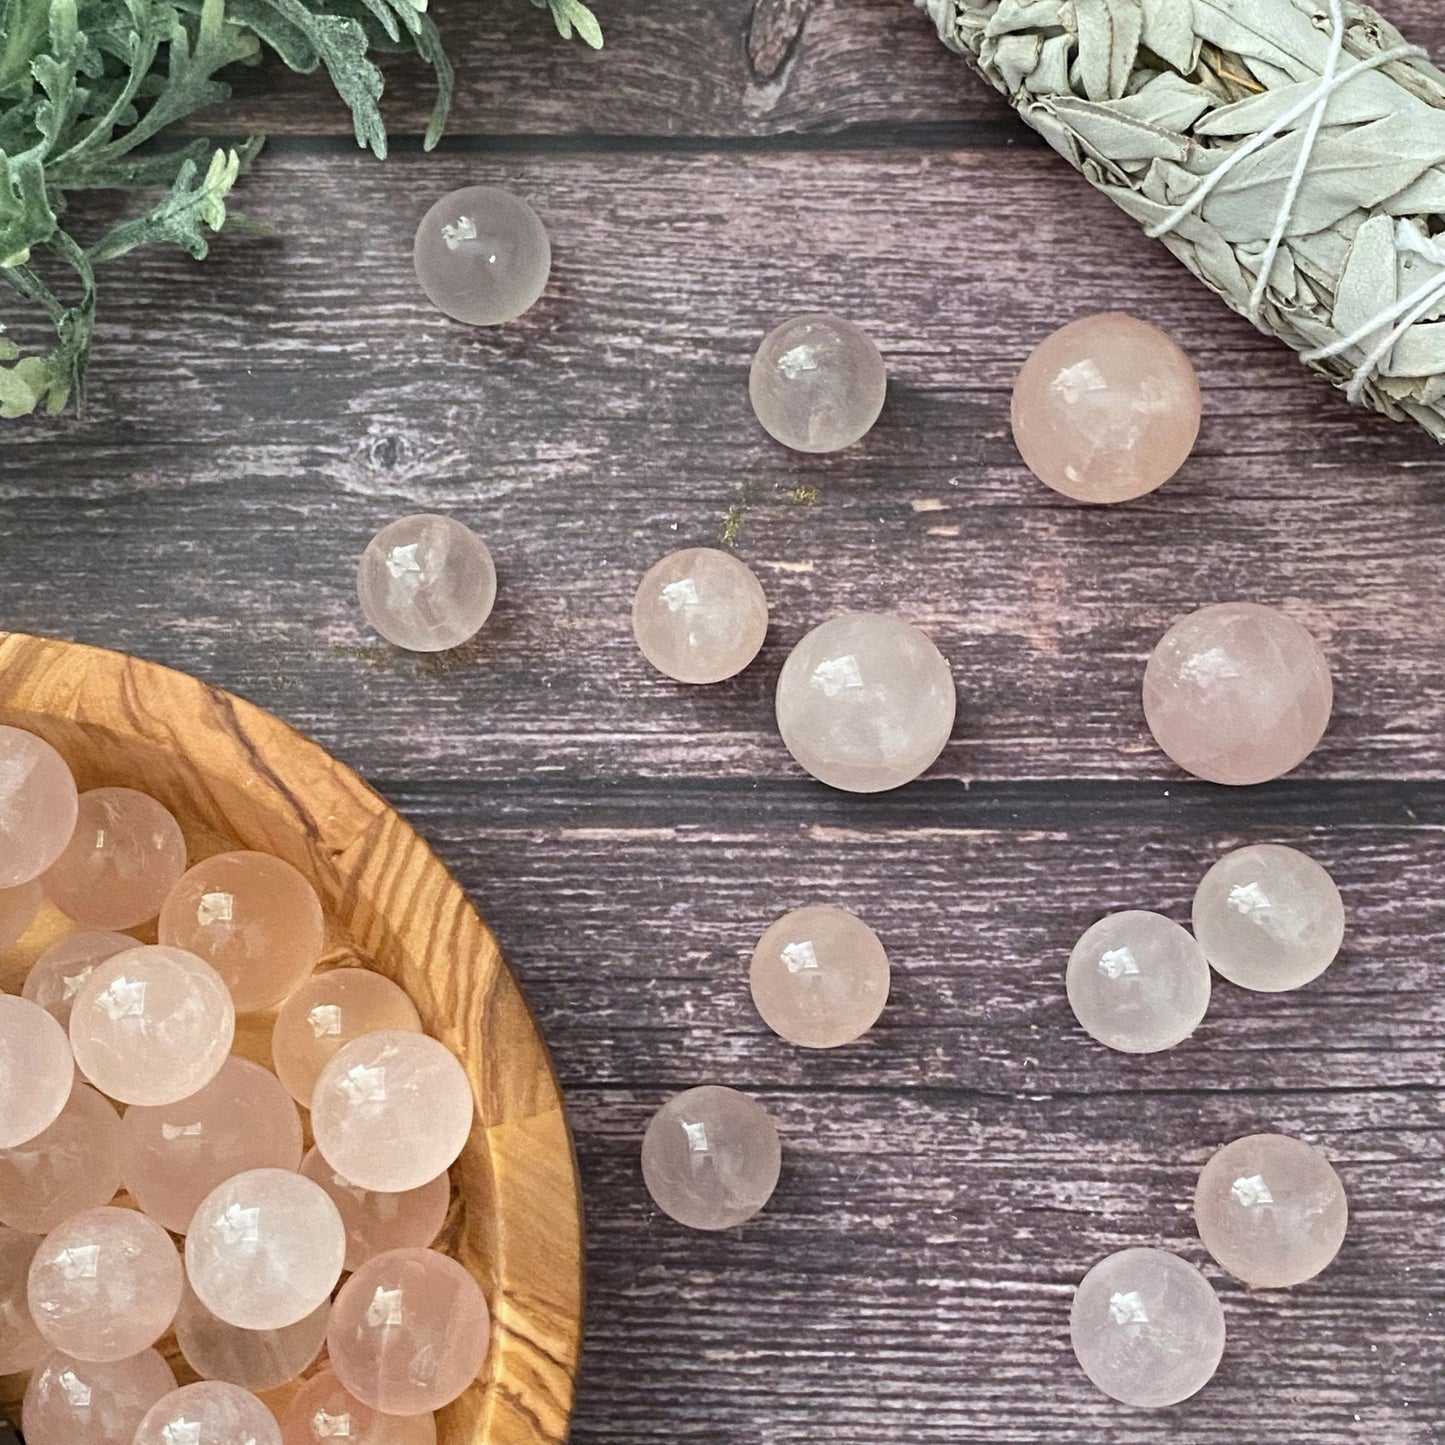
[917,0,1445,440]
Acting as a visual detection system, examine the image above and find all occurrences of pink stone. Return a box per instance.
[414,185,550,326]
[300,1147,450,1272]
[1143,602,1333,785]
[22,1348,177,1445]
[327,1247,490,1414]
[0,726,78,888]
[134,1381,282,1445]
[27,1205,182,1361]
[160,851,326,1012]
[1011,313,1201,503]
[175,1281,329,1391]
[68,944,235,1106]
[0,1224,47,1373]
[0,994,74,1148]
[632,548,769,684]
[22,931,135,1028]
[0,880,42,951]
[311,1030,474,1194]
[0,1083,124,1233]
[122,1056,304,1234]
[281,1368,438,1445]
[750,313,887,453]
[271,968,422,1108]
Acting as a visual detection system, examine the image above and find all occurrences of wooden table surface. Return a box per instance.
[4,2,1444,1441]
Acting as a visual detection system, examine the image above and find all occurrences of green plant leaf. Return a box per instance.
[533,0,603,49]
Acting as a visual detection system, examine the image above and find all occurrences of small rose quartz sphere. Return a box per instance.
[23,930,134,1027]
[0,1083,124,1233]
[68,944,235,1106]
[300,1148,450,1272]
[414,185,550,326]
[632,548,769,684]
[641,1085,781,1231]
[749,905,890,1048]
[122,1056,304,1233]
[0,1224,46,1373]
[750,313,886,452]
[327,1247,491,1414]
[1192,844,1345,992]
[1070,1247,1225,1407]
[27,1205,182,1361]
[311,1030,474,1193]
[1195,1133,1348,1288]
[0,726,78,888]
[134,1382,282,1445]
[186,1168,346,1330]
[282,1368,438,1445]
[22,1348,177,1445]
[1067,911,1211,1054]
[1143,602,1333,786]
[176,1281,329,1391]
[0,880,41,950]
[0,993,74,1148]
[775,612,955,793]
[160,850,325,1012]
[271,968,422,1107]
[1011,313,1201,503]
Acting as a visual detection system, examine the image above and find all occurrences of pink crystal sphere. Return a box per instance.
[1143,602,1333,785]
[186,1167,346,1330]
[176,1281,329,1391]
[1070,1247,1225,1407]
[134,1382,282,1445]
[0,880,41,951]
[311,1030,474,1193]
[160,851,326,1012]
[122,1056,304,1233]
[1194,1132,1348,1288]
[1011,313,1201,503]
[632,548,769,684]
[641,1085,782,1231]
[300,1147,450,1272]
[22,931,134,1027]
[282,1368,438,1445]
[750,313,887,453]
[0,1083,124,1233]
[22,1348,177,1445]
[0,1224,46,1372]
[27,1205,182,1361]
[271,968,422,1108]
[0,726,78,888]
[327,1247,491,1413]
[749,905,890,1048]
[68,944,235,1106]
[0,993,74,1148]
[414,185,550,326]
[775,612,956,793]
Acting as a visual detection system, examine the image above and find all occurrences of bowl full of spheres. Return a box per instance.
[0,631,582,1445]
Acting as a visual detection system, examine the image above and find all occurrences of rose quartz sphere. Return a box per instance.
[27,1205,182,1361]
[282,1368,438,1445]
[176,1281,329,1391]
[327,1247,491,1414]
[160,851,326,1012]
[0,993,74,1148]
[186,1168,346,1330]
[414,185,550,326]
[1011,313,1201,503]
[632,548,770,684]
[22,1347,176,1445]
[0,880,41,951]
[1143,602,1333,785]
[22,930,134,1027]
[122,1056,304,1233]
[0,1083,124,1233]
[68,944,235,1106]
[0,726,78,888]
[1195,1133,1348,1288]
[271,968,422,1108]
[750,313,887,452]
[311,1030,474,1193]
[750,905,890,1048]
[1070,1247,1225,1407]
[1193,844,1345,992]
[134,1382,282,1445]
[775,612,956,793]
[300,1147,450,1272]
[641,1085,782,1231]
[0,1224,46,1372]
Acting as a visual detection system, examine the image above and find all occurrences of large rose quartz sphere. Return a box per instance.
[23,931,135,1027]
[22,1347,177,1445]
[0,1083,124,1233]
[300,1147,450,1272]
[282,1368,438,1445]
[0,1224,47,1373]
[414,185,550,326]
[0,726,78,888]
[1011,313,1201,503]
[27,1205,182,1361]
[0,993,75,1148]
[1143,602,1333,785]
[0,880,41,950]
[68,944,235,1106]
[750,313,887,452]
[311,1030,474,1193]
[176,1281,329,1391]
[134,1381,282,1445]
[327,1247,491,1414]
[632,548,770,684]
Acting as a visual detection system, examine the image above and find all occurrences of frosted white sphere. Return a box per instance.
[0,994,75,1149]
[134,1382,282,1445]
[0,726,78,888]
[23,931,135,1028]
[750,313,887,452]
[0,1083,124,1233]
[22,1347,177,1445]
[176,1281,329,1391]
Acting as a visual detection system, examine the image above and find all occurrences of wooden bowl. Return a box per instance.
[0,631,583,1445]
